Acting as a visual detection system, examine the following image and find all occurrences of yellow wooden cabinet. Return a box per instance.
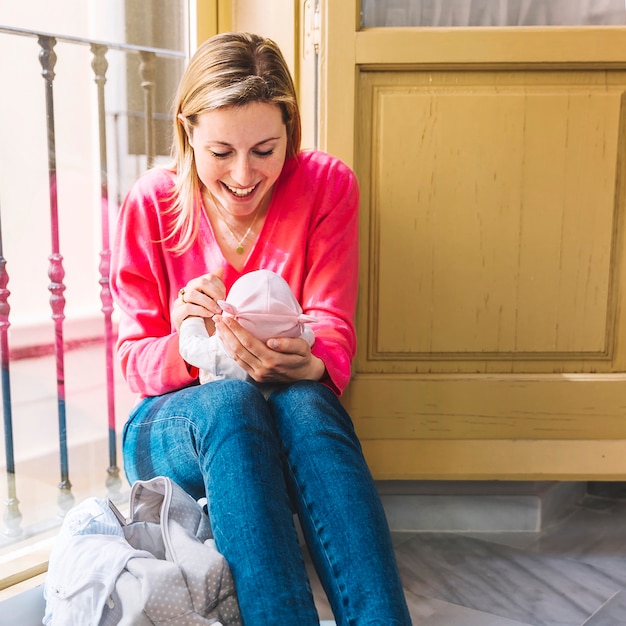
[320,2,626,479]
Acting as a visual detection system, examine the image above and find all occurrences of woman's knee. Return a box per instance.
[193,378,264,406]
[268,381,356,442]
[185,379,269,427]
[269,380,338,410]
[124,380,271,464]
[190,380,284,452]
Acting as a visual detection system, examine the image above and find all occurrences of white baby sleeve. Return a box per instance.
[179,317,248,384]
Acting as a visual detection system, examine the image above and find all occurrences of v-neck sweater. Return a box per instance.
[110,150,359,398]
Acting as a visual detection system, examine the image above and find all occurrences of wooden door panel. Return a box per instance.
[344,375,626,440]
[357,69,626,372]
[355,438,626,480]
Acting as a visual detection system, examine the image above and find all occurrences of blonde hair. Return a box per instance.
[165,32,301,253]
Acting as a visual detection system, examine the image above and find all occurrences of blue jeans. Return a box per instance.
[122,380,412,625]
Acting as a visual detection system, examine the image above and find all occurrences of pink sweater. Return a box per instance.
[110,150,359,398]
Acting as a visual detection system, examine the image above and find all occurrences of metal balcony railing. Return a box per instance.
[0,25,185,546]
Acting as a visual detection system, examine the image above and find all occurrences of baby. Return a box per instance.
[179,270,317,391]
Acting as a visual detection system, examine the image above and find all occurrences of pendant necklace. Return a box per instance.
[206,192,262,254]
[222,211,260,254]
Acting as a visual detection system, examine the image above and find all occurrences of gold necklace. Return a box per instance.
[206,192,262,254]
[222,211,260,254]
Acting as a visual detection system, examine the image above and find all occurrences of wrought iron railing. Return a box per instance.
[0,25,185,544]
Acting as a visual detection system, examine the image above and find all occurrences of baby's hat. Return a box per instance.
[218,269,317,342]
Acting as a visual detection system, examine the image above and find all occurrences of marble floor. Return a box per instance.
[308,486,626,625]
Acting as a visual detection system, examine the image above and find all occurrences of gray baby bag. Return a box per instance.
[44,476,241,625]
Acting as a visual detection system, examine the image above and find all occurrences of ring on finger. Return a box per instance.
[179,287,186,303]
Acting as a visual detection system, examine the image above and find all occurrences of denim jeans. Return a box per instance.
[122,380,412,625]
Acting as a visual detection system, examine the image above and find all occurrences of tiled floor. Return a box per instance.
[2,345,626,625]
[308,488,626,625]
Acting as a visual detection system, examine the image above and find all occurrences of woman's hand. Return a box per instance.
[214,315,326,383]
[172,269,226,333]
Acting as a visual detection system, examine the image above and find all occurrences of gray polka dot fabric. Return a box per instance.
[44,476,241,626]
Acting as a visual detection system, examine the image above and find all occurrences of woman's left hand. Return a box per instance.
[213,315,326,383]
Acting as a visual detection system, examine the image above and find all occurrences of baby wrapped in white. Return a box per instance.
[179,270,317,390]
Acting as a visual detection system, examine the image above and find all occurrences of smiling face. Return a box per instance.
[186,102,288,220]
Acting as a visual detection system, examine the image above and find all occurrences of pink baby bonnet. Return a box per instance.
[217,269,317,342]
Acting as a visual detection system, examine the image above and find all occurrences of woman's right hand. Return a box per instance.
[172,268,226,333]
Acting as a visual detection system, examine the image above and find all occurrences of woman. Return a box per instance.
[110,32,412,625]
